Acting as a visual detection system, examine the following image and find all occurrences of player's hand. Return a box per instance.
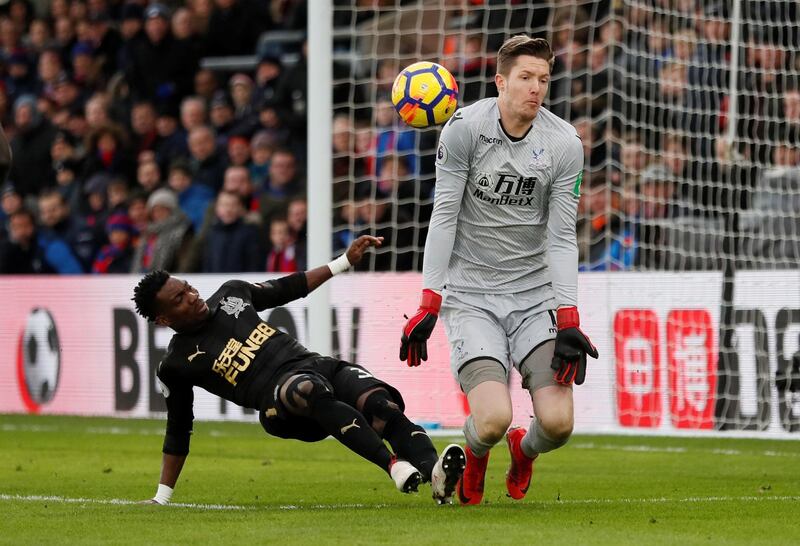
[346,236,383,265]
[400,289,441,367]
[550,307,598,386]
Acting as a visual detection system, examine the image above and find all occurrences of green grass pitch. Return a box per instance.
[2,413,798,545]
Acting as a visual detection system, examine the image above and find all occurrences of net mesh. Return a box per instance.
[330,1,800,432]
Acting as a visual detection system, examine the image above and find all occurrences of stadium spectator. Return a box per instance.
[9,94,57,197]
[128,190,149,235]
[351,183,413,272]
[208,91,236,143]
[372,97,417,176]
[273,39,307,151]
[82,172,111,231]
[229,73,254,121]
[0,181,23,240]
[221,165,258,215]
[376,154,419,219]
[577,174,636,272]
[259,148,302,226]
[125,3,197,103]
[249,130,273,191]
[136,158,163,194]
[154,102,185,169]
[167,158,214,232]
[92,212,137,274]
[250,98,290,147]
[188,124,227,192]
[130,100,159,159]
[84,92,111,130]
[193,68,219,104]
[179,96,208,139]
[286,196,307,271]
[131,188,193,273]
[36,190,89,274]
[253,54,282,106]
[226,135,251,167]
[634,163,678,269]
[171,6,204,60]
[87,10,122,83]
[106,177,129,215]
[201,190,262,273]
[6,50,37,103]
[82,122,135,181]
[204,0,269,57]
[265,215,297,272]
[0,208,46,273]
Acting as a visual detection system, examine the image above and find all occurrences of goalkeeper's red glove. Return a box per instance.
[550,307,598,386]
[400,289,442,367]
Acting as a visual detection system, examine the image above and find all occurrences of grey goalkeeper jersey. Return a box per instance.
[423,98,583,306]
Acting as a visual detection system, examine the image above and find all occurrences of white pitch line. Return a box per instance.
[571,442,800,459]
[1,493,798,512]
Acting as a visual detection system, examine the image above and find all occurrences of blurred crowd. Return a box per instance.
[0,0,312,275]
[1,0,799,275]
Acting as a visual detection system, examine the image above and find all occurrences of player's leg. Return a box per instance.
[333,360,465,504]
[505,301,565,499]
[441,290,513,506]
[355,387,438,481]
[520,339,574,455]
[458,362,513,505]
[505,339,573,499]
[278,372,422,492]
[355,385,466,504]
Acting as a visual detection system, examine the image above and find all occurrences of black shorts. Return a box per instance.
[258,357,405,442]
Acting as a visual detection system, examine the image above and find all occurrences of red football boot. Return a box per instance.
[505,426,536,500]
[456,446,489,505]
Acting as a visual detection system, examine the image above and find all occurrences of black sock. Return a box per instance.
[310,394,394,473]
[362,391,438,482]
[384,419,438,482]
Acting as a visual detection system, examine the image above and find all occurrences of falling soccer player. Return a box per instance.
[400,36,598,504]
[134,235,465,506]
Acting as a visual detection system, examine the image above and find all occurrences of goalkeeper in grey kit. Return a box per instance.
[400,36,598,504]
[134,235,465,505]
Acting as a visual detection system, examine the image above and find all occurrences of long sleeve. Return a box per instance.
[547,134,583,308]
[422,117,472,291]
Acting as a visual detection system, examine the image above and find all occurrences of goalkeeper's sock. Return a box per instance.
[520,418,569,459]
[463,415,496,458]
[310,395,394,473]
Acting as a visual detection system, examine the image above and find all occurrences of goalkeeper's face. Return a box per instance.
[497,55,550,121]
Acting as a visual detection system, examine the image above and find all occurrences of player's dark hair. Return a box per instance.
[133,270,170,322]
[497,35,554,75]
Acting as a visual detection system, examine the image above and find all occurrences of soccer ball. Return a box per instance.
[21,308,61,405]
[391,61,459,128]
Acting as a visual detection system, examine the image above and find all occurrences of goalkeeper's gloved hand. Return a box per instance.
[400,289,442,367]
[550,306,598,386]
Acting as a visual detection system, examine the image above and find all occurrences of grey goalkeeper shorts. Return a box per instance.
[439,287,558,391]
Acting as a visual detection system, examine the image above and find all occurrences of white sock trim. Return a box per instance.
[153,483,173,505]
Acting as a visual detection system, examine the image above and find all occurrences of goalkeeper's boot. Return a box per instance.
[456,447,489,505]
[431,444,466,505]
[505,426,536,500]
[389,457,422,493]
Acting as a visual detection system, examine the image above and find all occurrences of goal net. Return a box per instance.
[329,1,800,435]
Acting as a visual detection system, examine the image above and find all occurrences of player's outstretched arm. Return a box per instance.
[304,235,383,292]
[141,453,188,505]
[250,236,383,310]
